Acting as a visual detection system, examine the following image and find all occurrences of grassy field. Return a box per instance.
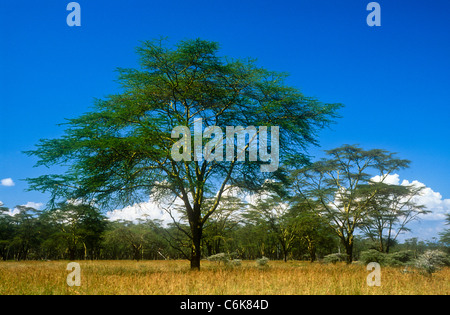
[0,260,448,295]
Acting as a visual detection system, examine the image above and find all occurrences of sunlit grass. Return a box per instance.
[0,260,448,295]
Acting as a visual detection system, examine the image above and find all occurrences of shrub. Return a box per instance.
[228,259,242,267]
[389,250,415,264]
[207,253,242,268]
[359,250,416,267]
[415,250,450,275]
[207,253,231,265]
[256,256,269,267]
[359,250,386,265]
[323,253,348,264]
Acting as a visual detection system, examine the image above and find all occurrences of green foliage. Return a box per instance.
[25,37,342,269]
[292,144,417,263]
[389,250,416,264]
[25,38,341,209]
[0,203,107,261]
[439,214,450,250]
[289,201,337,262]
[359,249,417,267]
[359,249,387,264]
[0,200,447,262]
[361,184,429,253]
[323,253,348,264]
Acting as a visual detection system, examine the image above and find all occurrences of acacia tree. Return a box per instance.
[9,205,43,260]
[246,193,296,262]
[26,38,341,269]
[289,200,337,262]
[439,214,450,249]
[202,195,244,256]
[44,202,107,260]
[293,144,410,263]
[0,204,14,260]
[362,183,428,253]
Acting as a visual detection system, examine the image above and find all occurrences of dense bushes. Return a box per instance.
[323,253,348,264]
[359,249,417,266]
[206,253,266,268]
[357,249,450,275]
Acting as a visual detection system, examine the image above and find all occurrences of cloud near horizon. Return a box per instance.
[107,200,181,225]
[1,201,44,217]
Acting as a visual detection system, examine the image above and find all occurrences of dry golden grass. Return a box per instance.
[0,260,448,295]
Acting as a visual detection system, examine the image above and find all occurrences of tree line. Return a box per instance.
[1,189,448,262]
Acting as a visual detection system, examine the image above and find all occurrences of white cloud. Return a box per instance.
[371,174,450,221]
[107,198,183,225]
[107,185,268,226]
[1,178,15,187]
[107,187,256,225]
[7,208,20,216]
[370,173,400,185]
[22,201,44,210]
[407,183,449,221]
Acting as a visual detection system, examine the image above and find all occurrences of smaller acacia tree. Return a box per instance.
[293,144,410,263]
[0,204,14,260]
[44,202,107,260]
[289,200,336,262]
[9,205,42,261]
[361,182,429,253]
[247,192,296,262]
[439,214,450,248]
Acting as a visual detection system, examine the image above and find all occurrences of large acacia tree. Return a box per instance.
[26,38,341,269]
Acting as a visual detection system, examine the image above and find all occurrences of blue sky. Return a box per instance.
[1,0,449,240]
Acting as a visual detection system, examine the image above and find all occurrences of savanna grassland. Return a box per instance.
[0,260,448,295]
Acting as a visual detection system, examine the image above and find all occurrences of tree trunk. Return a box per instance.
[281,242,288,262]
[132,244,141,261]
[385,228,393,253]
[206,242,213,257]
[68,247,76,261]
[83,242,88,260]
[310,249,316,262]
[307,240,316,262]
[345,241,353,264]
[190,224,202,270]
